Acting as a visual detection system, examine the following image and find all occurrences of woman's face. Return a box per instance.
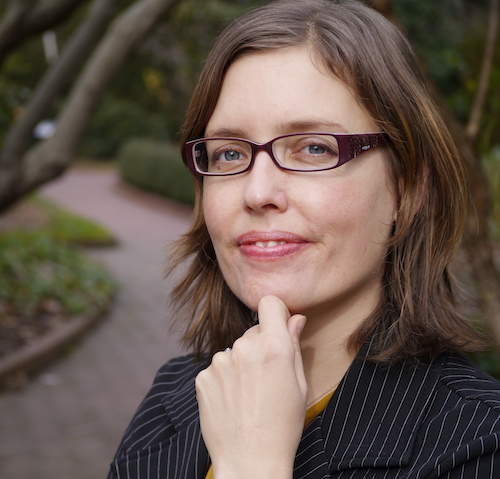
[203,46,397,324]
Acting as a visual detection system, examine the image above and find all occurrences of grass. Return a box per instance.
[35,196,116,246]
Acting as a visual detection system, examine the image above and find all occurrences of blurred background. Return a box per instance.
[0,0,498,478]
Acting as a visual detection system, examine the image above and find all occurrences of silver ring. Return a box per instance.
[224,347,231,352]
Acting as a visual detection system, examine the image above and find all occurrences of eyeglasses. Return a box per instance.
[185,132,388,176]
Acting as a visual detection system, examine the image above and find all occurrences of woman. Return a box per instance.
[108,1,500,478]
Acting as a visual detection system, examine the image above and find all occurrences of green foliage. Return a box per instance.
[394,0,499,153]
[469,350,500,380]
[79,96,170,159]
[118,138,195,205]
[0,231,117,318]
[394,0,467,91]
[33,196,116,246]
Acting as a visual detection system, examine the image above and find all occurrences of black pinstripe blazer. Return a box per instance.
[108,347,500,478]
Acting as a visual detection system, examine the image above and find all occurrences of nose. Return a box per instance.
[243,150,288,213]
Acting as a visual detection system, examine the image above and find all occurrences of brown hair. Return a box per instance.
[169,0,486,361]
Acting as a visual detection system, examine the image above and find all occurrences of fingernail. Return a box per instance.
[296,315,307,335]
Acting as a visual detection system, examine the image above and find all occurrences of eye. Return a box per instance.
[296,138,338,160]
[216,149,241,162]
[204,140,250,173]
[205,141,248,164]
[279,135,340,169]
[304,144,327,155]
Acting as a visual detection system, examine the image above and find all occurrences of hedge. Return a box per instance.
[118,138,195,206]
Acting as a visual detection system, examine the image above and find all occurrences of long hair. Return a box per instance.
[168,0,486,361]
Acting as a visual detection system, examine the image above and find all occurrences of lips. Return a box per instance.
[237,231,308,260]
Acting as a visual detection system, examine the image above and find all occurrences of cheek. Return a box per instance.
[202,192,219,243]
[320,179,396,250]
[202,182,234,248]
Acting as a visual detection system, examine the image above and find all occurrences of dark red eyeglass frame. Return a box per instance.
[184,132,389,176]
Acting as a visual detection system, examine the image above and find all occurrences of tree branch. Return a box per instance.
[466,0,498,142]
[0,0,87,67]
[0,0,119,170]
[0,0,37,64]
[24,0,88,34]
[0,0,182,211]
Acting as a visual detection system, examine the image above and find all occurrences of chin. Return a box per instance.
[241,290,304,314]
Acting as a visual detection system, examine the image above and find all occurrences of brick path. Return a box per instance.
[0,166,192,479]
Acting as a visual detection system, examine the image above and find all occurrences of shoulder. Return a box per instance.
[110,355,208,459]
[423,352,500,431]
[435,353,500,411]
[151,354,209,391]
[137,354,208,420]
[415,353,500,476]
[138,354,208,413]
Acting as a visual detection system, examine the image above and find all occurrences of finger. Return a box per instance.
[287,314,307,353]
[240,322,260,338]
[257,295,291,337]
[287,314,308,394]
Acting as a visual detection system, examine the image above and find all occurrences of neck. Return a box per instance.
[298,298,376,405]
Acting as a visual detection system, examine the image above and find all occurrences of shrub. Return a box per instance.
[0,231,116,317]
[118,138,195,205]
[79,98,170,159]
[0,200,118,359]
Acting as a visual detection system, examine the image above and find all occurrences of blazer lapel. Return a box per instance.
[110,356,210,479]
[160,368,210,479]
[321,350,443,474]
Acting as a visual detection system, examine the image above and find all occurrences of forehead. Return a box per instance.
[206,46,376,139]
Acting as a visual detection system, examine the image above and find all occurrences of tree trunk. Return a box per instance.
[466,0,498,141]
[0,0,182,212]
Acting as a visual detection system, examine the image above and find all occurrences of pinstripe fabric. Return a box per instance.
[108,348,500,478]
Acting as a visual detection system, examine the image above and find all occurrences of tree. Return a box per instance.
[0,0,182,212]
[372,0,500,346]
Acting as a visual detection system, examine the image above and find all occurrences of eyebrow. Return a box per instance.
[205,127,247,138]
[205,120,348,139]
[278,120,348,134]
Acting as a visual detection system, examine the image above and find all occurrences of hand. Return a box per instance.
[195,295,308,479]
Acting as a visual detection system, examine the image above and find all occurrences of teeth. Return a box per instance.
[254,241,287,248]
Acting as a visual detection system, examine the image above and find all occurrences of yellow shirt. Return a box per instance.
[205,391,335,479]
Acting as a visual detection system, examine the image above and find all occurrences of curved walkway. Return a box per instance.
[0,166,192,479]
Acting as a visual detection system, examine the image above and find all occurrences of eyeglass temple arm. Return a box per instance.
[337,133,388,166]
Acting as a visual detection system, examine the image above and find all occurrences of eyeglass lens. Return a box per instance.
[193,134,342,175]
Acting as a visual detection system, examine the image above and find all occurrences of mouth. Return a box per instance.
[237,232,308,259]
